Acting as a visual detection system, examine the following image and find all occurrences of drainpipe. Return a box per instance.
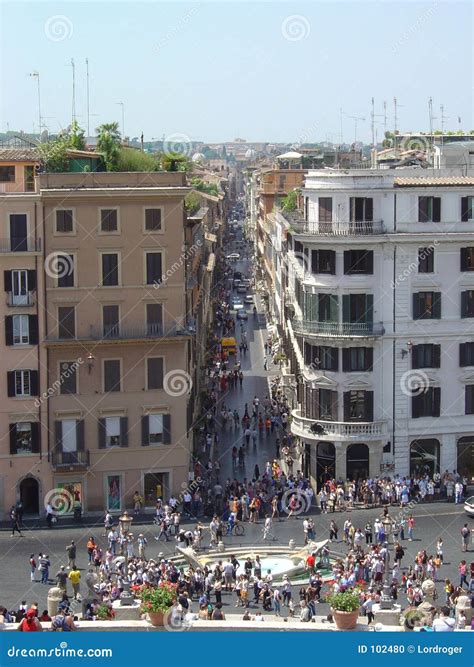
[41,200,51,464]
[391,193,397,462]
[34,201,42,461]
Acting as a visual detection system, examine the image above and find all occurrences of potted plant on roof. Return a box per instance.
[327,589,361,630]
[138,582,177,627]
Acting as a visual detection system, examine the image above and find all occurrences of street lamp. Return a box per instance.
[118,511,134,606]
[379,540,393,610]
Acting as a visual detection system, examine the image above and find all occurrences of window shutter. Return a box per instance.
[342,295,350,323]
[7,371,15,397]
[76,420,85,451]
[311,250,318,274]
[329,295,338,322]
[343,251,351,274]
[162,414,171,444]
[30,370,39,396]
[411,345,419,369]
[460,343,466,366]
[412,394,420,419]
[349,198,355,222]
[433,387,441,417]
[461,291,467,317]
[365,294,374,325]
[331,348,339,371]
[120,417,128,447]
[4,271,11,292]
[27,270,36,290]
[343,392,351,421]
[29,315,38,344]
[304,343,311,366]
[413,294,420,319]
[55,420,62,452]
[328,251,336,274]
[31,422,40,453]
[367,347,374,371]
[418,197,428,222]
[342,348,350,372]
[9,424,17,454]
[5,316,13,345]
[433,345,441,368]
[433,197,441,223]
[366,251,374,274]
[461,248,467,271]
[461,197,469,222]
[365,198,373,222]
[365,392,374,421]
[141,416,149,446]
[465,386,474,415]
[98,418,106,449]
[330,391,338,420]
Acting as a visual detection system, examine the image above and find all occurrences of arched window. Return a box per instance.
[346,443,369,481]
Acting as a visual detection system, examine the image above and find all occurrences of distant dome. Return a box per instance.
[192,152,205,163]
[245,148,256,159]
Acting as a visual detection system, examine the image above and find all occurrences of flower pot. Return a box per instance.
[331,607,360,630]
[147,611,165,627]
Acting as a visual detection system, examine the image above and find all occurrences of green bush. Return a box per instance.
[327,590,360,612]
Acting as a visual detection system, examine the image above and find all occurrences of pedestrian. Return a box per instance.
[365,521,373,544]
[38,553,50,585]
[68,565,81,600]
[10,506,23,537]
[407,514,415,541]
[461,524,470,552]
[45,503,54,529]
[86,536,97,563]
[329,520,338,541]
[458,560,468,588]
[65,541,76,569]
[56,566,68,592]
[263,357,268,371]
[138,534,147,558]
[29,554,36,582]
[263,515,272,540]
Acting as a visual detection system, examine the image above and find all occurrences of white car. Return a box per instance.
[226,253,240,261]
[231,299,244,311]
[464,496,474,517]
[244,295,254,304]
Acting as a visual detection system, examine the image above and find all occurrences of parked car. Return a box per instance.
[226,253,240,261]
[231,298,244,311]
[237,309,248,320]
[237,285,247,294]
[244,295,254,304]
[464,496,474,517]
[233,279,242,288]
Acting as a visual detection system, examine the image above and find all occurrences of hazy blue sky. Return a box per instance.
[1,1,472,143]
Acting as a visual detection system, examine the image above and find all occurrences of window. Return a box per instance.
[103,305,120,338]
[318,198,333,223]
[343,390,374,421]
[146,303,163,335]
[144,208,162,232]
[58,306,75,339]
[142,413,171,445]
[304,386,337,420]
[466,385,474,415]
[461,291,474,318]
[342,294,374,325]
[304,344,338,371]
[13,315,29,344]
[412,387,440,418]
[98,416,128,448]
[10,214,27,251]
[9,422,40,454]
[311,249,336,274]
[350,197,373,222]
[343,250,374,275]
[60,420,77,452]
[102,253,119,286]
[342,347,374,372]
[24,166,35,192]
[460,248,474,271]
[5,269,36,305]
[412,344,441,369]
[418,247,434,273]
[57,254,74,287]
[318,294,338,322]
[100,209,118,232]
[104,359,121,392]
[7,370,38,397]
[56,210,74,233]
[418,196,441,222]
[147,357,164,389]
[460,342,474,366]
[0,166,15,182]
[146,252,163,285]
[278,175,286,189]
[461,196,474,222]
[59,361,78,395]
[413,292,441,319]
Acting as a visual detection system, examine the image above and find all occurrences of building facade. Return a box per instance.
[283,143,474,488]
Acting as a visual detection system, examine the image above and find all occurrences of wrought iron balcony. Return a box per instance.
[292,319,384,338]
[0,238,42,252]
[45,322,192,343]
[51,449,90,469]
[6,291,36,307]
[282,211,385,236]
[291,409,387,441]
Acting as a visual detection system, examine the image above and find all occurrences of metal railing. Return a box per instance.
[6,291,35,307]
[292,320,384,337]
[289,219,386,236]
[46,322,191,343]
[0,238,42,252]
[291,409,387,440]
[51,450,90,468]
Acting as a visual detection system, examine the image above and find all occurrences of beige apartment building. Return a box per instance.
[0,156,195,518]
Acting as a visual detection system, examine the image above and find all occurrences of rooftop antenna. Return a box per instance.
[71,58,76,125]
[116,101,125,139]
[85,58,90,136]
[383,100,387,134]
[371,97,375,148]
[428,97,434,150]
[339,107,343,144]
[28,71,42,137]
[440,105,449,146]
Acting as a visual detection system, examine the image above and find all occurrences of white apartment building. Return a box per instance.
[283,142,474,488]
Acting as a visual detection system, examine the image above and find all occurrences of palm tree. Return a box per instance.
[96,122,121,171]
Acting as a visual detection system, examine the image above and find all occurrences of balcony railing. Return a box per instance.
[0,238,42,252]
[51,450,90,469]
[291,409,387,441]
[45,322,191,343]
[292,320,384,337]
[288,218,386,236]
[7,291,36,307]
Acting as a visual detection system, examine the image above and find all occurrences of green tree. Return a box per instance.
[69,121,86,150]
[38,135,71,172]
[160,153,193,173]
[185,192,201,216]
[117,147,159,172]
[96,122,121,171]
[282,189,298,212]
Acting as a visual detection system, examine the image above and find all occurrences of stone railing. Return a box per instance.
[291,409,387,441]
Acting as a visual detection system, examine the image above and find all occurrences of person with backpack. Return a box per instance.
[51,609,77,632]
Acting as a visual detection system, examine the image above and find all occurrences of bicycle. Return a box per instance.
[221,521,245,536]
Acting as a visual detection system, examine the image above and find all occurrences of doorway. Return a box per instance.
[19,477,39,515]
[316,441,335,489]
[346,443,369,480]
[143,472,169,507]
